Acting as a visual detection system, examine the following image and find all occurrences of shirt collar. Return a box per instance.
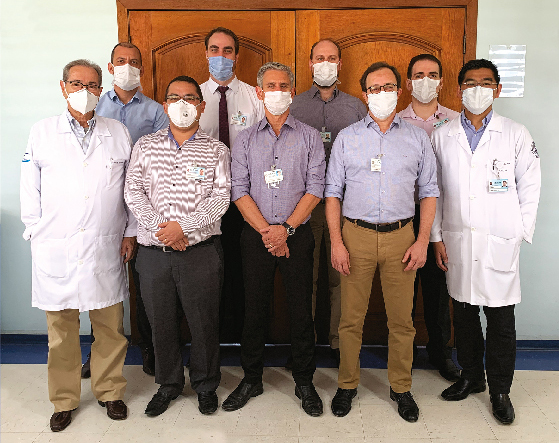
[257,112,297,132]
[207,76,240,94]
[310,84,339,102]
[461,110,493,132]
[65,109,96,131]
[167,126,198,149]
[108,88,142,105]
[364,113,400,131]
[400,102,445,121]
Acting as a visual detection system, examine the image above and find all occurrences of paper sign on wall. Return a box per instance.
[489,45,526,97]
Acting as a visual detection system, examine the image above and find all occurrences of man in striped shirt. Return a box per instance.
[125,76,231,417]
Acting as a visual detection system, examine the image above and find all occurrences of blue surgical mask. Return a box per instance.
[208,56,234,82]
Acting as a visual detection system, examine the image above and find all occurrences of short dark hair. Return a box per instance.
[309,39,342,59]
[111,42,142,65]
[360,61,401,92]
[165,76,204,102]
[458,59,500,85]
[407,54,442,79]
[205,27,240,55]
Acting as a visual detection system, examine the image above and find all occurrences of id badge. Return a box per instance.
[231,112,247,126]
[433,117,450,130]
[320,131,332,143]
[371,158,382,172]
[186,165,206,180]
[489,178,508,192]
[264,168,283,188]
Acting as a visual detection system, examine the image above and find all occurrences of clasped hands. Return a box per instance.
[260,224,290,258]
[156,221,189,251]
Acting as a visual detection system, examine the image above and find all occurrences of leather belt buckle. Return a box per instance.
[162,246,172,252]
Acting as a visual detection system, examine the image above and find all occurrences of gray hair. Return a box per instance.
[257,62,294,88]
[62,59,103,85]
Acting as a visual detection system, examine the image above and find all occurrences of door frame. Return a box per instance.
[116,0,477,63]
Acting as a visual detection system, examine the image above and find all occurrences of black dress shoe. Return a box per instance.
[390,387,419,422]
[198,391,218,415]
[222,380,263,412]
[441,378,486,401]
[140,347,155,376]
[50,410,73,432]
[490,393,515,425]
[81,353,91,379]
[331,388,357,417]
[295,384,323,417]
[145,391,179,417]
[98,400,128,420]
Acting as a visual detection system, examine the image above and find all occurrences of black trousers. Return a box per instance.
[240,223,316,386]
[136,240,223,396]
[89,257,153,352]
[412,208,452,362]
[453,299,516,394]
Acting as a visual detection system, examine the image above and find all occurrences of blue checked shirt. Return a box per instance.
[231,113,326,225]
[325,114,439,224]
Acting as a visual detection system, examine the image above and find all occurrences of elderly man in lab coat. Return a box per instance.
[430,59,541,425]
[20,59,137,432]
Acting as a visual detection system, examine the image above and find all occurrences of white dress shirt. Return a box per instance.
[199,76,265,146]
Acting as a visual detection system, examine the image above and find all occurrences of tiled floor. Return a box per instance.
[2,365,559,442]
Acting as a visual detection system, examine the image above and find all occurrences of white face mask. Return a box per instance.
[167,100,199,128]
[411,77,440,104]
[462,86,494,115]
[367,91,398,120]
[113,64,141,91]
[65,87,99,115]
[263,91,292,116]
[313,61,338,87]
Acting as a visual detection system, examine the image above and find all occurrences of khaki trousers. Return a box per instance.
[310,202,342,349]
[46,302,128,412]
[338,220,416,393]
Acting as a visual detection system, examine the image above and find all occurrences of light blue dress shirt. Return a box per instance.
[325,114,439,224]
[65,110,96,154]
[96,89,169,144]
[460,110,493,152]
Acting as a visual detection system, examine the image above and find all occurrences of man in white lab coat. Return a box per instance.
[20,59,137,432]
[430,59,541,425]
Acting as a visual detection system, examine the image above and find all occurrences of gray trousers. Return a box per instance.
[136,239,223,395]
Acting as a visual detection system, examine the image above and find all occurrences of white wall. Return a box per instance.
[1,0,558,338]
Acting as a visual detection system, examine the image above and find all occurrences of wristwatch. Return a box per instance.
[281,222,296,236]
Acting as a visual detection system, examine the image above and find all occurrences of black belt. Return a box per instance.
[141,235,217,252]
[345,217,413,233]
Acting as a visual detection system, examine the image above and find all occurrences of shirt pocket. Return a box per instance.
[106,159,126,188]
[94,234,122,274]
[486,234,521,272]
[33,239,69,278]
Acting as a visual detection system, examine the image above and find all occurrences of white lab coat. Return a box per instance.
[430,112,540,307]
[20,113,137,312]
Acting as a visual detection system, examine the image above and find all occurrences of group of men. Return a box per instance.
[20,26,540,433]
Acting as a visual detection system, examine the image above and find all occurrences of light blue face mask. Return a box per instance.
[208,56,234,82]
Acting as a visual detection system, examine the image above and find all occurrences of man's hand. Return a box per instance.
[156,221,184,245]
[168,236,189,251]
[331,241,351,276]
[272,243,290,258]
[121,237,137,263]
[260,225,288,253]
[432,241,448,272]
[402,239,428,271]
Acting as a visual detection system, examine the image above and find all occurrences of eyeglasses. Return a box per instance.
[366,83,397,94]
[64,80,101,91]
[166,94,201,104]
[461,81,498,90]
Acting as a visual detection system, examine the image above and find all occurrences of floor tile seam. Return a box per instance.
[356,393,368,442]
[472,395,504,440]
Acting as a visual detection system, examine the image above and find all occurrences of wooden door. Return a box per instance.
[118,0,477,345]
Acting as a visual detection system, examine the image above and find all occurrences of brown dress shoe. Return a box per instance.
[98,400,128,420]
[50,410,72,432]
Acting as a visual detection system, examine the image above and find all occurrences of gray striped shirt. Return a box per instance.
[125,127,231,247]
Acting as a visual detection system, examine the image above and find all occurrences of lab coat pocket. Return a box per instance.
[94,234,122,274]
[33,239,69,278]
[106,160,126,188]
[486,235,521,272]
